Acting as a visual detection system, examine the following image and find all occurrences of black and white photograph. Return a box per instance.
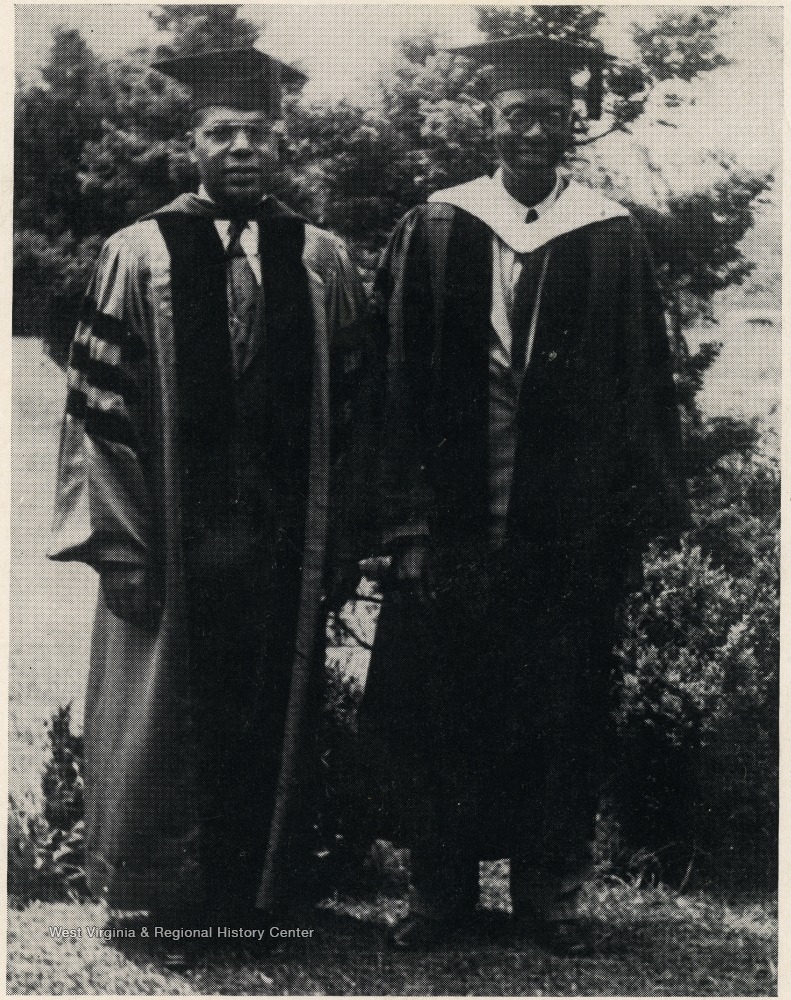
[9,3,780,994]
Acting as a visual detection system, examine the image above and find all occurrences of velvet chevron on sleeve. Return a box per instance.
[50,234,153,569]
[48,198,374,915]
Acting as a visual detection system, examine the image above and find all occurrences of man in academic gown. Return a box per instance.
[361,35,687,953]
[50,48,372,942]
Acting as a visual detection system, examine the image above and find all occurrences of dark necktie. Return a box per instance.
[226,219,258,377]
[508,207,542,373]
[510,251,546,374]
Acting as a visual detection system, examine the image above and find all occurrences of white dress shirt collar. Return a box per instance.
[428,172,629,255]
[198,185,261,284]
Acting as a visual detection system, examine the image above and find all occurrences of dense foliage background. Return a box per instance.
[14,6,775,350]
[11,5,779,901]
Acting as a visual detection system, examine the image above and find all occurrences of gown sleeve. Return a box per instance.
[624,217,689,548]
[374,206,437,550]
[49,229,153,570]
[310,230,381,573]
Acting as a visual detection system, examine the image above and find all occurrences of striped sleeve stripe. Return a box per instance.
[79,295,97,325]
[80,333,123,368]
[70,340,142,404]
[65,387,87,420]
[66,388,139,451]
[80,301,147,362]
[86,407,139,451]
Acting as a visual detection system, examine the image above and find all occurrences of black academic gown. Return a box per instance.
[360,188,687,864]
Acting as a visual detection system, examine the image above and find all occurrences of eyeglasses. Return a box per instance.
[202,123,275,146]
[497,106,571,132]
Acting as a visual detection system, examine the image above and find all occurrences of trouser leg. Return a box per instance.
[506,599,615,921]
[188,567,289,915]
[508,676,598,921]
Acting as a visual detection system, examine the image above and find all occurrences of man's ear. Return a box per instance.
[186,130,198,165]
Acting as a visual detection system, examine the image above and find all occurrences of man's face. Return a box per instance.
[188,106,281,210]
[490,88,574,177]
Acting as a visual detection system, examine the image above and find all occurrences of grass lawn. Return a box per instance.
[7,882,777,995]
[10,338,95,804]
[8,314,780,994]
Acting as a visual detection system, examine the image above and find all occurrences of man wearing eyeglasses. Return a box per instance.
[50,48,372,953]
[363,35,686,953]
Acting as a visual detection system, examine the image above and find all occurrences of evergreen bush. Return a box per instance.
[8,706,88,906]
[612,430,779,890]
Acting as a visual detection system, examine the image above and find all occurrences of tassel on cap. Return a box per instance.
[448,34,606,120]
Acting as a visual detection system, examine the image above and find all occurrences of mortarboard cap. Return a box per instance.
[448,34,605,119]
[153,47,307,119]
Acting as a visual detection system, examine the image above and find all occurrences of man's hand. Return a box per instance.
[390,540,435,602]
[100,564,156,629]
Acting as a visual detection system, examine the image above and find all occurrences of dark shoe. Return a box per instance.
[388,914,470,951]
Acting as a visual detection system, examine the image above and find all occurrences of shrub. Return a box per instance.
[315,659,365,854]
[12,440,778,903]
[8,706,88,907]
[313,659,410,897]
[8,674,376,906]
[13,230,105,368]
[7,802,87,908]
[611,432,779,890]
[41,705,84,833]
